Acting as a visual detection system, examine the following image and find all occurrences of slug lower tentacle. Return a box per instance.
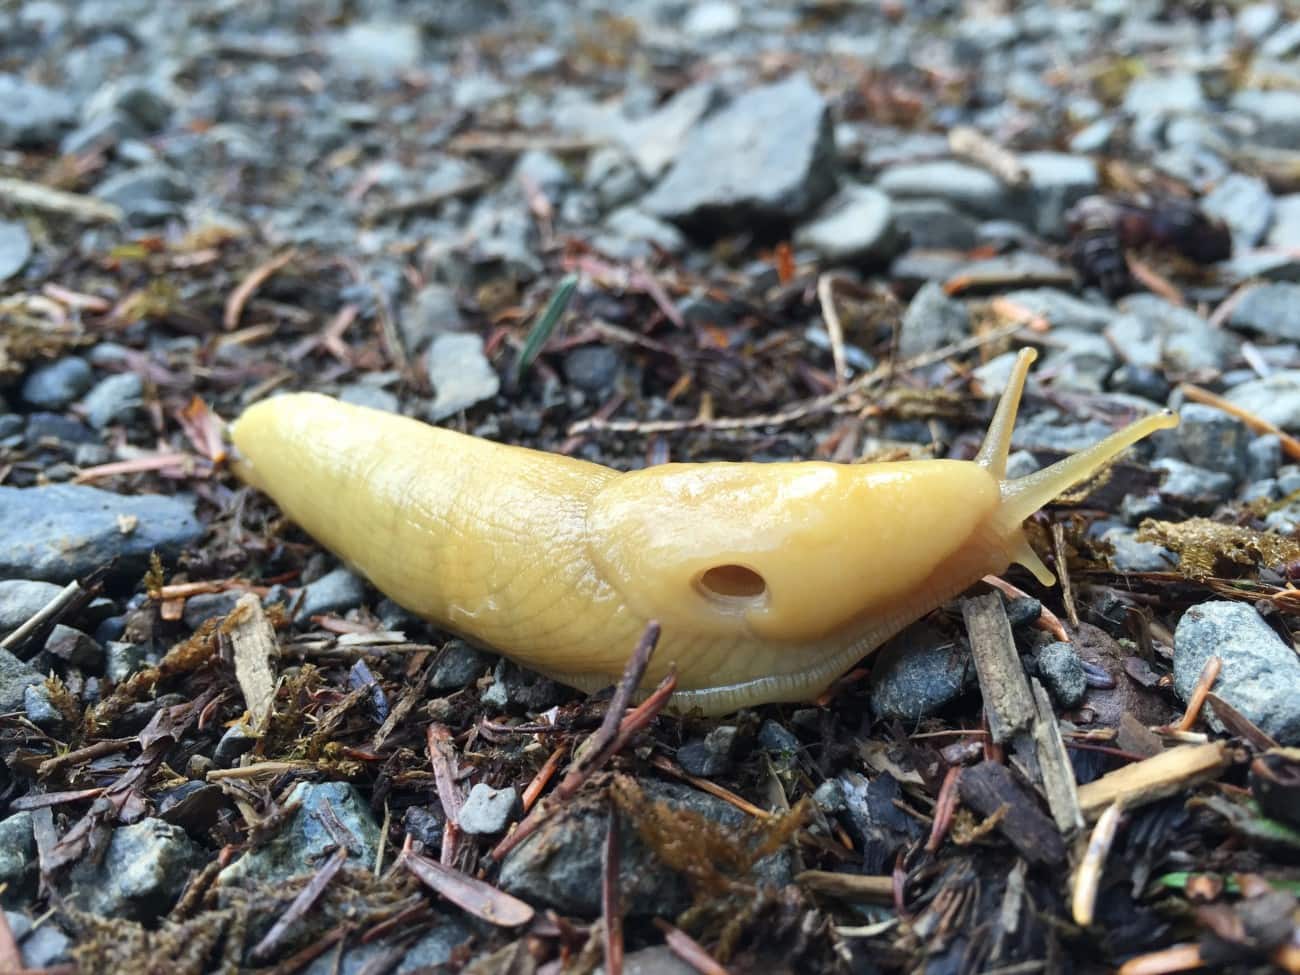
[230,348,1177,715]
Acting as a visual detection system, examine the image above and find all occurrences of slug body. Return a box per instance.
[231,350,1176,715]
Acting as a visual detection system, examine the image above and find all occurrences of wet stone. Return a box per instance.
[0,579,62,638]
[400,283,463,354]
[677,725,738,777]
[1225,371,1300,431]
[1228,283,1300,341]
[1104,527,1177,573]
[1033,641,1087,708]
[1174,404,1251,481]
[0,220,32,282]
[213,723,258,768]
[24,682,64,731]
[427,332,500,420]
[876,159,1010,217]
[21,357,93,409]
[642,73,837,235]
[1154,458,1236,509]
[63,818,202,921]
[0,74,76,147]
[80,372,144,429]
[897,281,969,359]
[1201,173,1274,249]
[1248,434,1283,483]
[429,639,494,690]
[563,344,623,396]
[1174,601,1300,744]
[869,622,973,723]
[890,199,978,250]
[458,783,519,835]
[0,812,36,905]
[794,184,900,265]
[295,568,367,623]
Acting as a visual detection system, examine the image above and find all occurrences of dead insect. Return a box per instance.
[1066,194,1233,298]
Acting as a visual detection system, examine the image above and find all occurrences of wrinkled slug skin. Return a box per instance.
[232,355,1177,715]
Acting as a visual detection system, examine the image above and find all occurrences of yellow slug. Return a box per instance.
[230,349,1176,715]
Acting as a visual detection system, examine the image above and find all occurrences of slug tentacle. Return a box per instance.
[975,347,1037,479]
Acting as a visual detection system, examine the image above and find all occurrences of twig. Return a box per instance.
[401,849,534,926]
[1075,742,1231,821]
[1179,382,1300,461]
[427,723,464,867]
[251,846,347,960]
[1071,800,1122,926]
[36,739,132,779]
[650,755,770,819]
[1173,655,1221,733]
[948,125,1028,186]
[962,593,1036,743]
[602,801,623,975]
[1116,943,1204,975]
[816,272,849,388]
[74,452,205,483]
[522,746,567,813]
[1030,678,1085,835]
[980,575,1070,642]
[653,919,732,975]
[1,577,98,653]
[1125,255,1184,306]
[796,870,894,903]
[1050,523,1080,629]
[925,766,962,852]
[0,176,123,223]
[224,249,297,330]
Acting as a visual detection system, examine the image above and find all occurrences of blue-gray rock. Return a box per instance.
[219,781,381,885]
[757,719,799,755]
[1104,527,1177,573]
[0,483,202,583]
[584,146,645,210]
[1004,596,1043,629]
[25,411,94,445]
[458,783,519,835]
[1174,601,1300,744]
[898,281,969,359]
[0,812,36,905]
[1201,173,1274,249]
[1226,371,1300,431]
[0,74,76,147]
[24,682,65,731]
[0,579,62,638]
[179,587,235,634]
[1154,458,1236,508]
[1231,90,1300,149]
[1020,152,1098,238]
[677,725,738,777]
[92,165,191,226]
[1228,283,1300,341]
[1174,404,1251,480]
[1220,251,1300,284]
[1278,464,1300,496]
[499,779,792,916]
[1123,73,1205,116]
[794,184,900,265]
[1069,118,1116,154]
[563,344,623,395]
[1042,329,1117,391]
[595,206,686,260]
[214,723,259,768]
[304,917,472,975]
[21,357,94,409]
[7,911,71,969]
[1110,364,1171,401]
[327,20,422,79]
[1260,17,1300,56]
[106,641,148,683]
[45,623,101,668]
[1111,294,1233,374]
[513,149,571,202]
[1248,434,1283,483]
[877,160,1010,217]
[295,568,367,622]
[811,779,846,815]
[868,623,973,723]
[427,332,499,420]
[890,199,978,250]
[400,283,462,354]
[1238,3,1282,40]
[684,0,741,36]
[480,658,565,712]
[1003,288,1113,332]
[429,639,493,690]
[642,74,837,234]
[620,82,726,180]
[1033,641,1087,708]
[63,818,202,920]
[1268,195,1300,250]
[80,372,144,429]
[84,77,176,133]
[0,221,32,282]
[338,384,399,414]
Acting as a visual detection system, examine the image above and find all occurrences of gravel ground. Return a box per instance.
[3,1,1300,973]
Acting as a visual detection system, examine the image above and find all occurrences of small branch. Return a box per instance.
[1076,742,1231,821]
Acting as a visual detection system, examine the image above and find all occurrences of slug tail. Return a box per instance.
[997,409,1180,529]
[975,348,1037,480]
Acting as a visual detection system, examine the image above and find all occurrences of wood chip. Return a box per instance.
[228,593,278,733]
[224,248,297,330]
[948,125,1029,185]
[963,593,1035,743]
[796,870,894,903]
[0,176,124,223]
[1030,678,1085,835]
[958,760,1067,866]
[1076,742,1231,821]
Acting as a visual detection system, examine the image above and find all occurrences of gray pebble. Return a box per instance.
[427,332,500,420]
[62,818,202,920]
[890,198,977,250]
[182,591,242,630]
[0,74,76,147]
[1153,458,1236,508]
[338,384,399,414]
[1019,152,1098,238]
[0,483,202,584]
[756,719,799,754]
[1228,283,1300,341]
[1268,195,1300,250]
[619,82,726,181]
[459,783,519,835]
[1123,73,1205,116]
[812,780,846,815]
[877,160,1010,217]
[1104,527,1177,573]
[794,184,900,265]
[1033,641,1087,708]
[0,812,36,905]
[480,658,565,712]
[868,623,973,723]
[106,641,148,684]
[295,568,367,622]
[1042,329,1116,391]
[1248,434,1283,483]
[677,725,738,777]
[1201,173,1274,249]
[1225,370,1300,431]
[595,206,686,260]
[1109,364,1171,401]
[1174,404,1251,481]
[213,723,258,768]
[429,640,494,690]
[45,623,101,669]
[23,682,65,731]
[584,147,645,210]
[327,20,422,79]
[1002,288,1113,332]
[563,345,622,395]
[1174,601,1300,744]
[0,221,32,282]
[898,281,969,359]
[21,357,94,409]
[400,284,463,355]
[0,579,62,638]
[80,372,144,429]
[1004,596,1043,628]
[92,165,191,226]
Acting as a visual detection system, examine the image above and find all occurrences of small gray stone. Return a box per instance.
[584,147,645,210]
[180,592,240,630]
[1220,251,1300,284]
[429,640,493,690]
[1110,364,1171,401]
[1123,73,1205,116]
[13,915,71,969]
[328,20,422,78]
[1268,195,1300,250]
[295,568,367,622]
[1019,152,1098,238]
[0,812,36,905]
[480,658,565,712]
[1069,117,1116,154]
[620,82,726,180]
[1112,294,1233,374]
[795,184,900,265]
[877,160,1010,217]
[1174,601,1300,744]
[338,384,399,414]
[427,332,500,420]
[1231,90,1300,150]
[595,206,686,260]
[1260,17,1300,56]
[1033,641,1087,708]
[1104,527,1177,573]
[1154,458,1236,508]
[21,357,94,409]
[563,345,622,395]
[1004,596,1043,629]
[219,781,381,885]
[0,221,32,282]
[45,623,101,668]
[513,149,571,201]
[890,199,978,250]
[684,0,741,37]
[595,946,699,975]
[1202,173,1274,249]
[80,372,144,429]
[1227,371,1300,430]
[869,623,973,723]
[92,165,191,225]
[1228,283,1300,341]
[459,783,519,835]
[756,719,799,754]
[642,74,837,235]
[0,483,202,584]
[106,641,147,683]
[1174,404,1251,480]
[213,723,258,768]
[0,74,76,147]
[1042,330,1117,391]
[812,780,846,815]
[676,725,738,777]
[24,682,64,730]
[898,281,969,359]
[0,579,62,638]
[400,284,463,355]
[85,76,176,133]
[1002,288,1113,332]
[1248,434,1283,483]
[63,818,202,920]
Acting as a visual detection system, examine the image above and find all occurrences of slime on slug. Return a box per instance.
[230,348,1178,715]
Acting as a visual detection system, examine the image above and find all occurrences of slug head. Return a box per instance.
[587,349,1178,661]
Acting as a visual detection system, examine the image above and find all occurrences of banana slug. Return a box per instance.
[230,349,1176,715]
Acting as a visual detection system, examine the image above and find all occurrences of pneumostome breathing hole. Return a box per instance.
[699,564,767,600]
